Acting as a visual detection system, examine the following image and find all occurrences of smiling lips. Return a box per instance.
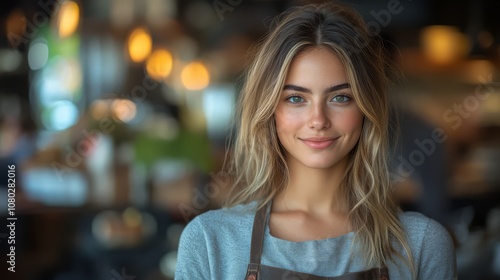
[300,137,339,149]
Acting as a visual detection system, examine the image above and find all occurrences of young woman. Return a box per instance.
[175,2,456,279]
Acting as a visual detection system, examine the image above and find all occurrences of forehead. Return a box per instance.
[284,47,348,88]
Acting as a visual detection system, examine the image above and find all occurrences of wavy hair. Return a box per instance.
[222,2,415,275]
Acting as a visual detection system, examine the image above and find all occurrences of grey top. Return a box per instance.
[175,202,457,279]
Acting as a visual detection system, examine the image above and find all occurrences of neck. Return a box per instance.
[275,156,350,215]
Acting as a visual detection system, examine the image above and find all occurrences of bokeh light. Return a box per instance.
[41,100,79,130]
[477,31,494,49]
[5,9,26,39]
[111,99,137,123]
[128,28,152,62]
[37,57,81,106]
[0,49,22,72]
[421,25,469,65]
[28,41,49,70]
[58,1,80,38]
[181,61,210,90]
[122,207,143,228]
[146,49,173,80]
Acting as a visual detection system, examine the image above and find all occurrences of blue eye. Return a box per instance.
[331,95,351,103]
[286,96,305,103]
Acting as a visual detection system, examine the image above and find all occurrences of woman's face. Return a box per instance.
[274,47,364,170]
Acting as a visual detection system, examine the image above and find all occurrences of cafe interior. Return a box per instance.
[0,0,499,279]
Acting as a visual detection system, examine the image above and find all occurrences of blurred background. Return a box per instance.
[0,0,499,279]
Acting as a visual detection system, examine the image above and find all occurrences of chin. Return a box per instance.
[301,159,341,170]
[298,151,352,169]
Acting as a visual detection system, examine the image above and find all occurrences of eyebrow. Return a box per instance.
[283,83,350,94]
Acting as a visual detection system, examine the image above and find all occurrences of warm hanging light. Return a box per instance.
[58,1,80,38]
[181,62,210,90]
[421,25,469,65]
[146,49,173,80]
[128,28,152,62]
[6,9,26,38]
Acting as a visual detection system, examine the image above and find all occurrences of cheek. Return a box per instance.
[275,114,288,141]
[338,109,364,134]
[274,108,300,135]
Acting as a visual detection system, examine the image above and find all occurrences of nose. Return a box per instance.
[307,103,330,130]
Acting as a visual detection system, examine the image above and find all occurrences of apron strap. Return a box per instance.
[245,201,270,280]
[249,201,270,265]
[244,263,259,280]
[244,201,391,280]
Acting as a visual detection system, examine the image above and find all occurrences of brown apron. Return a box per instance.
[244,202,390,280]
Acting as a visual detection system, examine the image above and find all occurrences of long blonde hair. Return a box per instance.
[223,2,415,275]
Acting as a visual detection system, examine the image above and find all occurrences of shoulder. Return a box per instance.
[398,211,436,232]
[190,202,257,227]
[398,211,457,278]
[176,202,258,279]
[180,202,258,241]
[398,211,451,244]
